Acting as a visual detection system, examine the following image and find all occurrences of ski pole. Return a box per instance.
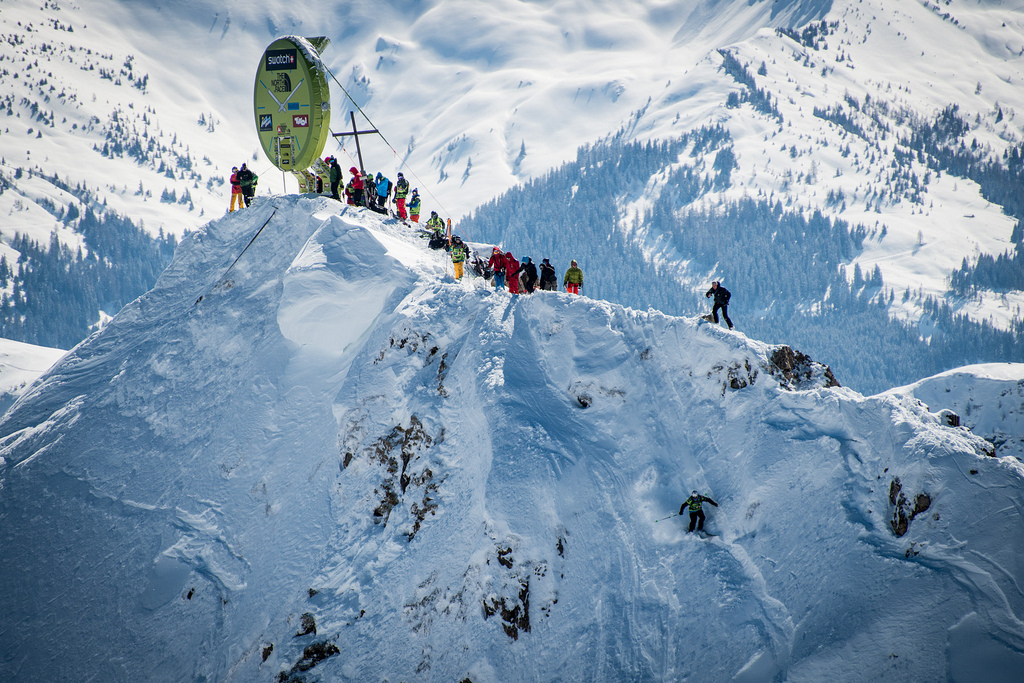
[655,513,681,523]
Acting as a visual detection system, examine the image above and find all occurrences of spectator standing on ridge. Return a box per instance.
[426,211,445,236]
[705,280,733,330]
[489,247,506,290]
[375,172,392,213]
[538,258,557,291]
[349,167,364,206]
[517,257,538,294]
[408,190,422,223]
[680,490,718,534]
[229,166,243,212]
[237,163,257,208]
[504,251,521,294]
[328,157,342,201]
[450,236,468,280]
[363,171,377,209]
[394,172,410,220]
[563,259,583,294]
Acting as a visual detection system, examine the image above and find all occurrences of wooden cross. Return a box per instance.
[332,111,380,171]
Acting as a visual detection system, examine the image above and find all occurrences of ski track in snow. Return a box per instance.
[0,197,1022,681]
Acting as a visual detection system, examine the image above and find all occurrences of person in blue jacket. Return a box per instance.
[374,172,392,213]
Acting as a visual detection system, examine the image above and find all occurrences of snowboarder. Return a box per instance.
[349,167,364,206]
[229,166,243,212]
[704,281,733,330]
[451,236,468,280]
[538,258,557,291]
[237,163,257,207]
[328,157,342,201]
[394,172,410,220]
[408,189,421,223]
[504,251,521,294]
[488,247,506,290]
[563,259,583,295]
[680,490,718,533]
[425,211,445,236]
[516,257,538,293]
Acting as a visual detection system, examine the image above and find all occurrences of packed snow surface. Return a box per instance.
[0,196,1023,682]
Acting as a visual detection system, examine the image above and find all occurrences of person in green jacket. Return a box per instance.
[563,259,583,294]
[425,211,445,235]
[680,490,718,533]
[408,190,421,222]
[394,172,410,219]
[450,236,468,280]
[327,157,342,201]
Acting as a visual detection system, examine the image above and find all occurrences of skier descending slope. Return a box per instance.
[680,490,718,534]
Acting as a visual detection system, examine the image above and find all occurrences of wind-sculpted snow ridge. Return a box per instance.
[0,197,1022,682]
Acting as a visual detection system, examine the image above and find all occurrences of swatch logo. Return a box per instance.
[265,48,297,71]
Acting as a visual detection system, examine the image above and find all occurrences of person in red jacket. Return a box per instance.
[349,167,364,206]
[488,247,506,290]
[504,251,521,294]
[229,166,243,212]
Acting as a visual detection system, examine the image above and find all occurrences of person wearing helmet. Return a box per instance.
[237,163,257,207]
[229,166,243,212]
[516,256,538,293]
[704,280,733,330]
[450,236,468,280]
[374,172,392,213]
[408,189,421,223]
[680,490,718,533]
[394,172,410,220]
[328,157,342,201]
[488,247,506,290]
[538,258,557,291]
[425,210,444,236]
[563,259,583,295]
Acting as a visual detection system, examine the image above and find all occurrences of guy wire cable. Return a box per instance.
[321,63,468,240]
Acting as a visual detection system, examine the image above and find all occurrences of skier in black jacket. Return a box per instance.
[705,281,733,329]
[680,490,718,533]
[538,259,557,291]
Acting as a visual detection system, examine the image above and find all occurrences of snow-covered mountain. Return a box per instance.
[1,198,1022,681]
[888,362,1024,461]
[1,0,1021,344]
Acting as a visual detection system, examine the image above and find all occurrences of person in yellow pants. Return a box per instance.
[451,239,467,280]
[229,167,243,212]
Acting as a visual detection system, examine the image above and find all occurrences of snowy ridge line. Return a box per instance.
[0,196,1022,681]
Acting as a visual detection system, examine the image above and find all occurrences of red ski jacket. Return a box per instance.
[504,255,520,278]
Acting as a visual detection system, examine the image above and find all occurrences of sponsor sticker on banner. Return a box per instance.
[259,115,273,132]
[293,115,309,128]
[265,49,297,71]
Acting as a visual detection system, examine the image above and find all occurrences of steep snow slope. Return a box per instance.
[889,363,1024,461]
[0,197,1021,682]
